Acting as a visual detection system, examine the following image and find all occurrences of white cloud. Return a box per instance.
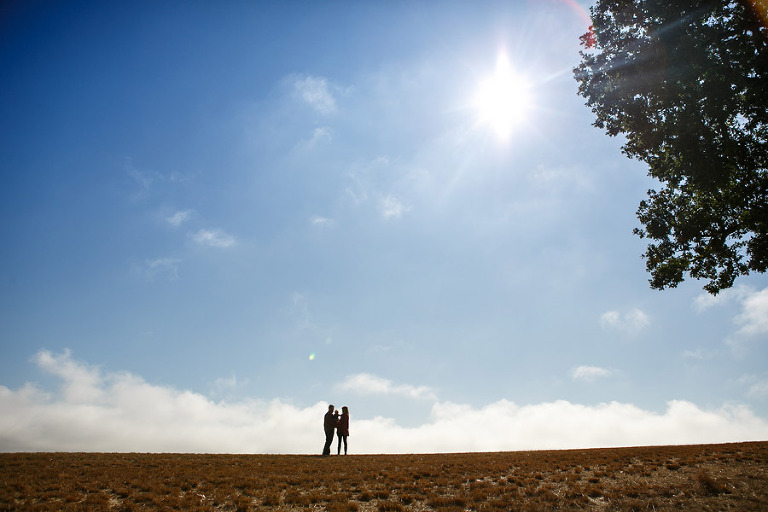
[739,375,768,399]
[600,308,650,334]
[294,127,334,151]
[133,258,180,281]
[379,195,410,220]
[748,380,768,398]
[35,349,104,404]
[0,351,322,453]
[293,76,338,115]
[191,229,236,248]
[735,287,768,337]
[681,348,714,361]
[309,126,333,145]
[125,161,190,201]
[695,286,768,349]
[385,399,768,454]
[694,290,732,312]
[165,209,193,227]
[309,215,333,227]
[210,374,249,399]
[213,374,238,390]
[2,352,767,453]
[290,291,317,331]
[599,311,619,326]
[344,187,368,206]
[343,156,389,208]
[336,373,437,401]
[571,365,613,382]
[126,164,159,191]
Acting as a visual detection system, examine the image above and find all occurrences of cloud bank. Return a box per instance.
[2,351,766,454]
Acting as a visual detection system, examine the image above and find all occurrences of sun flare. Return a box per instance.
[473,53,533,141]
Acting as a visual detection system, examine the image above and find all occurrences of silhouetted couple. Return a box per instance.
[322,404,350,456]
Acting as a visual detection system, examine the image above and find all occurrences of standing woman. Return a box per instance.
[337,406,350,455]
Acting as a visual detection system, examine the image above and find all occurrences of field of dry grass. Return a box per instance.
[1,441,766,511]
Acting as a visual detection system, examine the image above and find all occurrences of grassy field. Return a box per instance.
[1,441,766,511]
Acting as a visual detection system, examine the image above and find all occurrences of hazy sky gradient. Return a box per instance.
[1,0,766,453]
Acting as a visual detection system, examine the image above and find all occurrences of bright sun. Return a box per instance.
[473,53,533,141]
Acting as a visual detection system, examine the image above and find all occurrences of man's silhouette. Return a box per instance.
[322,404,338,456]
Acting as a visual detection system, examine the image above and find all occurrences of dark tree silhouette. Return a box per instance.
[574,0,768,294]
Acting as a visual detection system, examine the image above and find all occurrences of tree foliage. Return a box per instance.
[574,0,768,294]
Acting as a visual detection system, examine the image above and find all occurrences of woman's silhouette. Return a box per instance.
[337,406,350,455]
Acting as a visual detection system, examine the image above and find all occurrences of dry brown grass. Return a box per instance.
[1,441,766,511]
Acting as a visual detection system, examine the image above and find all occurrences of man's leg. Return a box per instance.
[323,429,333,455]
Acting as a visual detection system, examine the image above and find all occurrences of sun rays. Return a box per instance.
[472,52,534,142]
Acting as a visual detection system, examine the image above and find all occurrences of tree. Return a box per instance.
[574,0,768,294]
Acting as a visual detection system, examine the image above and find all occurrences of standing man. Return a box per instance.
[322,404,338,456]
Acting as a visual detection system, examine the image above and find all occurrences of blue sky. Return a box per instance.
[1,0,767,453]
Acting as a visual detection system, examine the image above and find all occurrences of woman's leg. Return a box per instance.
[342,435,348,455]
[337,432,342,455]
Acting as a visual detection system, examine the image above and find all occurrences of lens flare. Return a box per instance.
[308,353,316,361]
